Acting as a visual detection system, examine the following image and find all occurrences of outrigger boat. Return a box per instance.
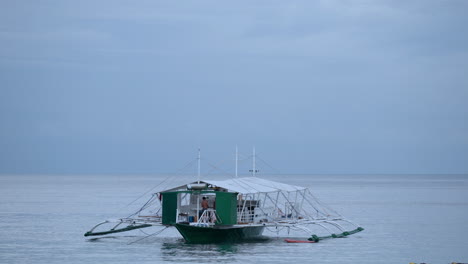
[84,149,364,243]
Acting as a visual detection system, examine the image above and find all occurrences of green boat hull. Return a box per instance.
[175,224,265,243]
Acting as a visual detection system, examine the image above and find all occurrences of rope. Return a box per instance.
[127,194,157,218]
[203,158,234,177]
[256,155,281,174]
[204,158,232,176]
[114,159,198,216]
[127,226,169,245]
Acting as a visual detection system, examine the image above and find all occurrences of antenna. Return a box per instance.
[252,146,256,177]
[249,146,259,176]
[197,148,201,184]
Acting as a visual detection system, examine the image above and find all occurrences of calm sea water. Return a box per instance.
[0,174,467,264]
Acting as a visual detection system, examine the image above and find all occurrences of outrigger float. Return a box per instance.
[84,149,364,243]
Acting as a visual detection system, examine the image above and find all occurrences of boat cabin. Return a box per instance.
[160,182,238,226]
[159,180,266,226]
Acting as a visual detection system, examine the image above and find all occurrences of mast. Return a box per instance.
[197,148,201,184]
[235,145,238,178]
[197,148,200,221]
[252,146,256,177]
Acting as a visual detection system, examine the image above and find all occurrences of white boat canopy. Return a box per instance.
[203,177,307,194]
[160,177,307,194]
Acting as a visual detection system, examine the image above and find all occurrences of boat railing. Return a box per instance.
[197,208,219,225]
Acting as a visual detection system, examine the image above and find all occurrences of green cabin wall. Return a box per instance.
[215,192,237,225]
[162,192,177,225]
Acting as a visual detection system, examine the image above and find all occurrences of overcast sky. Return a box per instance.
[1,0,467,175]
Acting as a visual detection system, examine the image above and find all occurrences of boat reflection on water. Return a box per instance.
[160,238,273,262]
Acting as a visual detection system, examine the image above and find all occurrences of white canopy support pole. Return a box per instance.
[279,191,301,218]
[298,189,307,218]
[275,191,281,218]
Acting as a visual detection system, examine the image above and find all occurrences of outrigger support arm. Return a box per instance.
[84,220,152,237]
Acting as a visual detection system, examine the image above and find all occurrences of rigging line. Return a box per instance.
[255,156,281,174]
[127,194,158,218]
[232,154,255,174]
[156,173,190,193]
[208,151,253,175]
[115,158,198,214]
[204,158,232,176]
[236,154,250,161]
[279,191,302,218]
[127,196,154,218]
[127,226,169,245]
[142,159,199,194]
[203,158,234,177]
[160,156,225,190]
[307,189,341,217]
[302,190,334,218]
[296,189,317,220]
[257,191,284,221]
[139,228,151,236]
[157,166,206,192]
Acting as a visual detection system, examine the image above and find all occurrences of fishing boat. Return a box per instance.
[84,149,364,243]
